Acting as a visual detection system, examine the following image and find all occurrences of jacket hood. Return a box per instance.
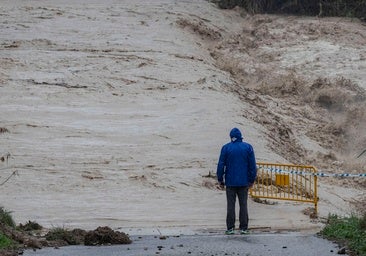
[230,128,243,142]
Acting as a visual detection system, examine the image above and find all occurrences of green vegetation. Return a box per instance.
[320,214,366,256]
[215,0,366,19]
[0,207,16,249]
[0,232,13,249]
[0,207,15,228]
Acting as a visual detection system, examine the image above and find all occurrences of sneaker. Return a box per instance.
[240,229,249,235]
[225,229,235,235]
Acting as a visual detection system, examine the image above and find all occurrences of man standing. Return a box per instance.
[217,127,257,235]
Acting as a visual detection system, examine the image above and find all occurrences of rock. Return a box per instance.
[337,247,346,254]
[25,238,42,249]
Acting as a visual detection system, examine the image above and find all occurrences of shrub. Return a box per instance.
[0,207,15,228]
[216,0,366,19]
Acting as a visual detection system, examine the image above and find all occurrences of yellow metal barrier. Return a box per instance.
[250,162,318,214]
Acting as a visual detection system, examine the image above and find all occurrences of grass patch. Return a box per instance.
[0,207,15,228]
[0,232,13,249]
[0,207,17,250]
[320,214,366,256]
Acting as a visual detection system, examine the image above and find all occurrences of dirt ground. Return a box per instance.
[0,0,365,239]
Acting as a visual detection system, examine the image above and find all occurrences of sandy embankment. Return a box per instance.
[0,0,365,235]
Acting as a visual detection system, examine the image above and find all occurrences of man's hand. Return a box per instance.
[217,181,225,190]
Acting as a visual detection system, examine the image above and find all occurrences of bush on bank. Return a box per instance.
[214,0,366,19]
[320,214,366,256]
[0,207,16,250]
[0,207,15,229]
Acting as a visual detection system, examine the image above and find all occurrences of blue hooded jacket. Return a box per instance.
[217,128,257,187]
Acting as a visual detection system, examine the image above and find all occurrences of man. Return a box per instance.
[217,127,257,235]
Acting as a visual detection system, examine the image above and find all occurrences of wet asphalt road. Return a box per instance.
[23,232,343,256]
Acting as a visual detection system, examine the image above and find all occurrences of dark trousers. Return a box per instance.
[226,186,249,230]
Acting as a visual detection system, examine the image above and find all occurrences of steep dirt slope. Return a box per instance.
[178,9,366,175]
